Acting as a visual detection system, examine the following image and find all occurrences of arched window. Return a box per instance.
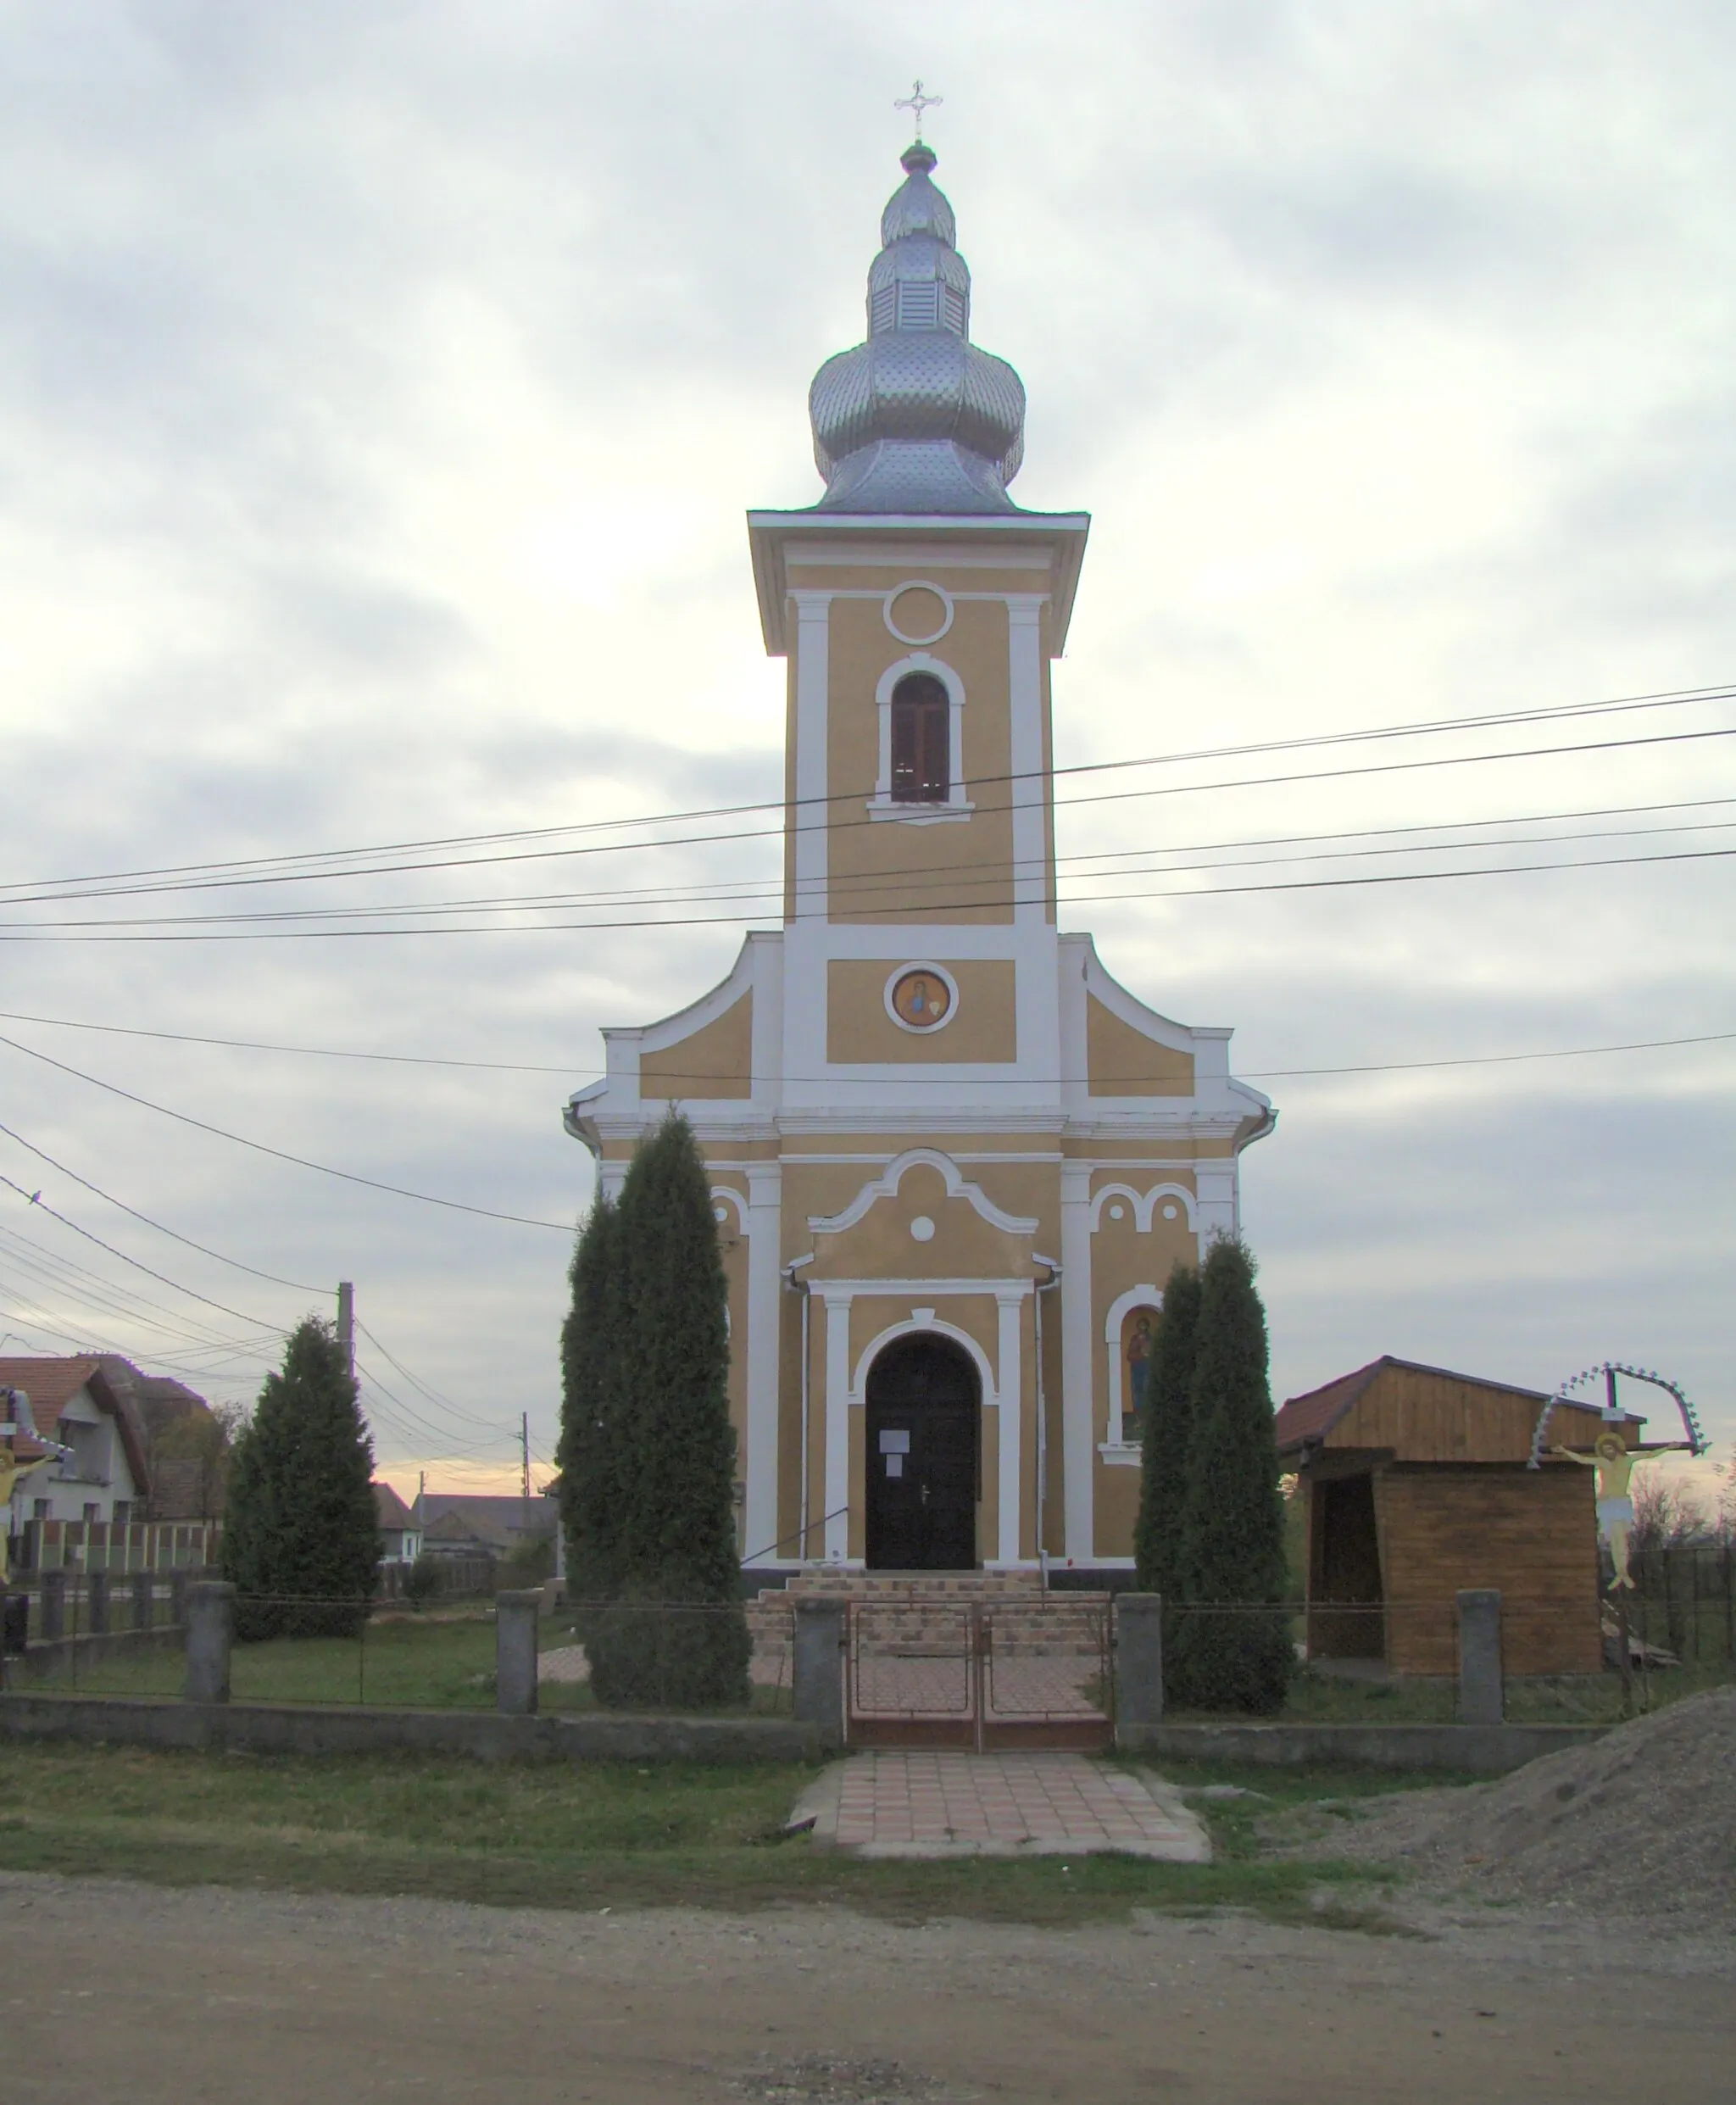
[889,672,950,802]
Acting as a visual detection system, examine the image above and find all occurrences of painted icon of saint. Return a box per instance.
[892,971,950,1027]
[1124,1312,1154,1442]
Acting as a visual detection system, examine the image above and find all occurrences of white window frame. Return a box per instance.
[867,653,972,825]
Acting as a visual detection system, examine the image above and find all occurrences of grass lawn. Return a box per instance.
[0,1739,1429,1929]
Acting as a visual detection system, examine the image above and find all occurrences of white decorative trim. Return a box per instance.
[851,1314,997,1410]
[866,653,971,821]
[882,961,960,1037]
[813,1277,1035,1301]
[1088,1182,1199,1233]
[743,1161,783,1563]
[808,1150,1040,1238]
[709,1187,748,1234]
[1103,1283,1164,1449]
[1099,1443,1142,1467]
[882,580,954,646]
[1059,1162,1093,1563]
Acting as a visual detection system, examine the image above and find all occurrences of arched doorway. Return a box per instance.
[865,1332,981,1571]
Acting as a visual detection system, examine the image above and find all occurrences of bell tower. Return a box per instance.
[748,141,1089,1115]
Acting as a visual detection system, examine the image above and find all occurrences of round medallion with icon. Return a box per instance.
[889,968,952,1030]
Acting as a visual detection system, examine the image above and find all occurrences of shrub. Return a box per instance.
[402,1554,443,1608]
[1134,1259,1201,1602]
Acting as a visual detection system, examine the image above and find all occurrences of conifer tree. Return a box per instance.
[1166,1239,1292,1713]
[1133,1258,1201,1601]
[220,1317,380,1640]
[564,1112,750,1708]
[556,1193,624,1599]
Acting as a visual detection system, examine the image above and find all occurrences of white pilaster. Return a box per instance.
[1005,596,1047,927]
[792,590,831,919]
[821,1286,853,1562]
[1195,1162,1238,1252]
[993,1288,1024,1565]
[1059,1162,1094,1562]
[742,1161,782,1564]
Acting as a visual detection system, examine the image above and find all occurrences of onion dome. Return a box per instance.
[808,142,1027,514]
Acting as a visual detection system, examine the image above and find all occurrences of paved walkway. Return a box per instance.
[793,1751,1211,1861]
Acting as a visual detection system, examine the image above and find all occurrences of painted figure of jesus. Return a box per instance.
[1125,1313,1154,1441]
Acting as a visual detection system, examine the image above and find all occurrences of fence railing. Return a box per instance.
[15,1518,219,1574]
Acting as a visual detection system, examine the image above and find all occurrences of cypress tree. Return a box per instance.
[556,1193,624,1599]
[220,1317,379,1640]
[572,1112,750,1708]
[1133,1259,1201,1601]
[1166,1239,1292,1713]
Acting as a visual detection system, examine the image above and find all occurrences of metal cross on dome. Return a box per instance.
[894,79,943,142]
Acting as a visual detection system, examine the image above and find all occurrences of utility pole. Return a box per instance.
[520,1412,531,1533]
[337,1282,354,1374]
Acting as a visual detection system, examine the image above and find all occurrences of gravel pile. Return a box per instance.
[1278,1687,1736,1929]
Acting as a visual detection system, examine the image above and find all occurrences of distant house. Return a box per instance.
[94,1358,228,1521]
[416,1492,557,1562]
[373,1482,421,1563]
[0,1357,151,1529]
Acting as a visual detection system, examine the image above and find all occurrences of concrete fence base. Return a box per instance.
[1116,1719,1606,1773]
[0,1692,826,1765]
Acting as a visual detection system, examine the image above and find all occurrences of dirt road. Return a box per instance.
[4,1871,1730,2102]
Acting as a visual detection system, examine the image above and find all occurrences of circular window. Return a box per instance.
[909,1215,936,1243]
[883,582,954,646]
[1161,1203,1180,1222]
[886,964,955,1033]
[1108,1203,1126,1222]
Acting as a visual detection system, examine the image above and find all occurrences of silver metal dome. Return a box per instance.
[808,143,1027,515]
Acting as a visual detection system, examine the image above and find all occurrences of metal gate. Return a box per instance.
[844,1595,1114,1751]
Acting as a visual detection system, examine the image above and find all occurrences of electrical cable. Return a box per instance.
[0,1035,574,1233]
[0,1119,326,1293]
[4,678,1729,902]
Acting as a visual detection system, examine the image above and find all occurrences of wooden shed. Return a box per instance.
[1274,1356,1627,1678]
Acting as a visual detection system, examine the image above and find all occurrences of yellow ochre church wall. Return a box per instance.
[638,992,753,1100]
[826,958,1017,1064]
[824,594,1017,926]
[1086,995,1196,1096]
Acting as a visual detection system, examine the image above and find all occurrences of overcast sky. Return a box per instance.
[1,3,1731,1501]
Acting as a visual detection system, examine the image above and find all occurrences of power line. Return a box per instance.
[5,827,1728,943]
[0,1119,326,1293]
[1242,1030,1736,1080]
[0,1034,573,1233]
[0,1171,292,1333]
[6,679,1727,903]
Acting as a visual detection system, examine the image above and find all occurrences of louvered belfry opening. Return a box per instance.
[890,672,949,802]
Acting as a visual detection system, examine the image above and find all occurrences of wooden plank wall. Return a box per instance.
[1333,1363,1609,1464]
[1374,1465,1603,1674]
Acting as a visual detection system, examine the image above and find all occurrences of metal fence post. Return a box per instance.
[131,1570,153,1633]
[1455,1588,1503,1727]
[88,1569,110,1636]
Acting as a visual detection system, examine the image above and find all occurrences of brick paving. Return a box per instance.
[806,1750,1210,1861]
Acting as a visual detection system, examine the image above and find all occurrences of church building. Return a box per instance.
[565,142,1274,1580]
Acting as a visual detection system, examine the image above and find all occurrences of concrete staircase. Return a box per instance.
[745,1572,1112,1664]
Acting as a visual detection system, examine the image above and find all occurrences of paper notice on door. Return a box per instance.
[884,1453,904,1478]
[878,1429,911,1454]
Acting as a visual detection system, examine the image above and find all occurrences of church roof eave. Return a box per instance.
[746,506,1090,657]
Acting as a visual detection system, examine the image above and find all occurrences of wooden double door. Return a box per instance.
[864,1333,980,1571]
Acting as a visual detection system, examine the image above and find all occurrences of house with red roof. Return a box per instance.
[1,1357,152,1534]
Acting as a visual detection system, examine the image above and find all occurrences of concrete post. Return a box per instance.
[495,1590,540,1716]
[1456,1588,1504,1728]
[169,1569,191,1627]
[1115,1592,1165,1739]
[88,1570,110,1636]
[41,1569,65,1642]
[792,1598,845,1746]
[184,1581,236,1704]
[131,1571,153,1632]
